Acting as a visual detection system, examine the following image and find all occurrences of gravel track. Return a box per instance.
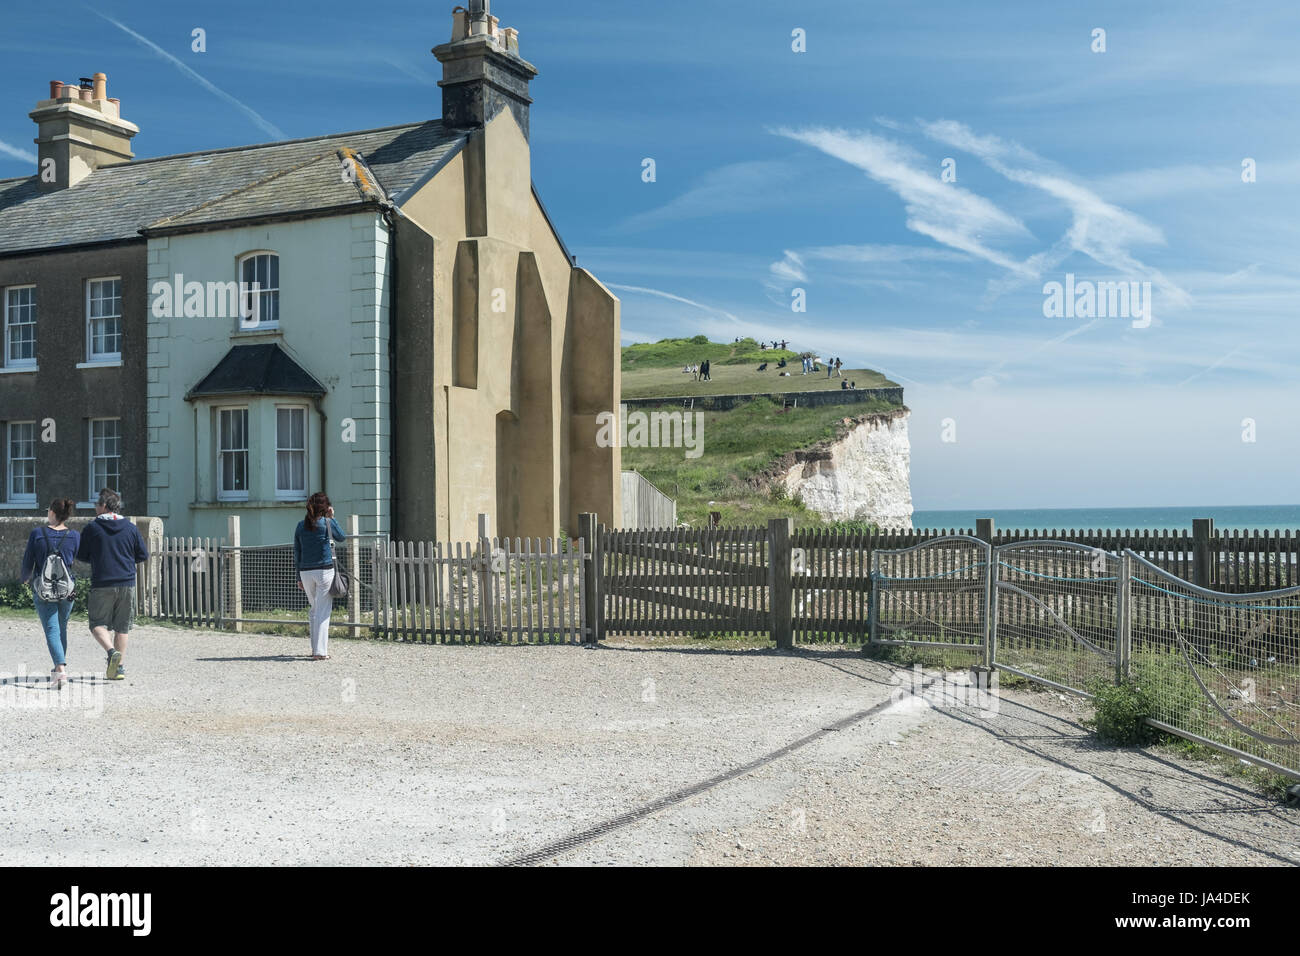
[0,618,1293,866]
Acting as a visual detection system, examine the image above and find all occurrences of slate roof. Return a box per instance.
[186,343,327,400]
[0,120,464,257]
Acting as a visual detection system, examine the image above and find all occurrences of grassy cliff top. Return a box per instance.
[621,336,897,400]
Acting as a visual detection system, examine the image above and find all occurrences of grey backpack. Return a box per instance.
[36,529,75,602]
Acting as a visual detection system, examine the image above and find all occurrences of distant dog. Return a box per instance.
[756,362,768,371]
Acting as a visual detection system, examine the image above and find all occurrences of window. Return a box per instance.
[238,253,279,328]
[275,406,307,496]
[87,278,122,361]
[217,408,249,500]
[4,286,36,368]
[7,422,36,503]
[89,419,121,500]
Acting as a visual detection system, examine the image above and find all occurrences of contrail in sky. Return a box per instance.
[91,10,286,140]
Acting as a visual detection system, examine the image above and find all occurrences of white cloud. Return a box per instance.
[614,160,796,233]
[773,126,1035,273]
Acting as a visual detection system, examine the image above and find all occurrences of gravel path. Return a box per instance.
[0,618,1293,866]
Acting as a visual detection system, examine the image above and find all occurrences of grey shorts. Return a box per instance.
[88,586,136,634]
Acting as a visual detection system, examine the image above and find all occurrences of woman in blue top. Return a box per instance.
[294,491,345,660]
[19,498,79,688]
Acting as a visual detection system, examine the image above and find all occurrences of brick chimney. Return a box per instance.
[29,73,138,191]
[433,1,538,139]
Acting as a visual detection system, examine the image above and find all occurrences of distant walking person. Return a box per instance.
[295,492,345,661]
[76,488,149,681]
[20,498,79,689]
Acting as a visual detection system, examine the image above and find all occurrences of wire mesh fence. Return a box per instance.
[1128,551,1300,777]
[870,536,990,650]
[218,535,385,628]
[992,541,1121,694]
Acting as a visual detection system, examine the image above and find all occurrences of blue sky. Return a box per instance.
[2,0,1297,510]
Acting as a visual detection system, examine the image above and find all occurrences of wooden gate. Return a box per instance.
[597,526,770,636]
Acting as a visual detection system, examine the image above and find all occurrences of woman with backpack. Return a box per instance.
[19,498,79,689]
[293,492,345,661]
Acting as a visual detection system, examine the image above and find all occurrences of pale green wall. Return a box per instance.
[145,211,391,545]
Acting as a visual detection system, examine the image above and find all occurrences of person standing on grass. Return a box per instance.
[294,492,345,661]
[76,488,149,681]
[19,498,79,689]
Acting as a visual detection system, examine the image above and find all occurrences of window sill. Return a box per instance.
[191,500,304,509]
[0,366,37,375]
[0,501,39,509]
[231,327,283,338]
[77,360,123,369]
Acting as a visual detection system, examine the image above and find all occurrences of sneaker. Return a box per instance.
[114,662,127,680]
[106,649,122,681]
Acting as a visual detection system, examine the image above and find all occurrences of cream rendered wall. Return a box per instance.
[397,109,620,542]
[145,212,391,544]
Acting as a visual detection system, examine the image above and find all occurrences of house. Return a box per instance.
[0,0,621,545]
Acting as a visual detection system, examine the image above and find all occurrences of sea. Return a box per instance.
[911,504,1300,533]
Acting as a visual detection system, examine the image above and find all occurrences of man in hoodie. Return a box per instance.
[76,488,150,680]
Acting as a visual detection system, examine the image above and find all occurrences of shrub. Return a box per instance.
[1131,649,1207,736]
[1086,678,1156,745]
[689,334,709,344]
[1,577,92,613]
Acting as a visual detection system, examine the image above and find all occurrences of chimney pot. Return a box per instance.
[79,87,94,102]
[93,72,107,100]
[49,80,63,99]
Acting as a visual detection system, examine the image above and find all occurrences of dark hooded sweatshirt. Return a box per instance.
[76,514,150,588]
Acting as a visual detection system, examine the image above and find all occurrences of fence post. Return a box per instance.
[227,515,242,633]
[768,517,793,649]
[1191,518,1215,655]
[976,518,995,668]
[578,512,602,645]
[477,513,496,641]
[348,514,362,639]
[1116,552,1131,684]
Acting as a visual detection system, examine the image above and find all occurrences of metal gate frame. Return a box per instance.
[868,535,993,654]
[989,540,1125,698]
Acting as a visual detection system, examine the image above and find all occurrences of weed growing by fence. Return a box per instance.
[1086,678,1156,745]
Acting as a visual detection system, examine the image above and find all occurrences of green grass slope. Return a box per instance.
[621,336,896,400]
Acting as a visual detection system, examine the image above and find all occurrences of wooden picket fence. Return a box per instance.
[141,535,223,627]
[376,537,587,644]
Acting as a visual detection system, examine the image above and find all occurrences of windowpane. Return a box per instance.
[218,408,249,497]
[6,287,36,366]
[89,419,121,500]
[238,254,279,328]
[88,279,122,359]
[276,406,306,495]
[8,422,36,502]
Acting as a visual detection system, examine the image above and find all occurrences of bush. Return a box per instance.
[1,577,92,613]
[1131,649,1207,736]
[1086,678,1156,745]
[689,334,709,344]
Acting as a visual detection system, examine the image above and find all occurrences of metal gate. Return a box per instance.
[990,540,1124,695]
[869,535,991,651]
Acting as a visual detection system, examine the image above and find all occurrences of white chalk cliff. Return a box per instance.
[778,409,913,528]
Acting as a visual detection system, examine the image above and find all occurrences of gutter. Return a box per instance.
[380,200,400,536]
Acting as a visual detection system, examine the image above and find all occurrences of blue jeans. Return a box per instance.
[35,595,73,667]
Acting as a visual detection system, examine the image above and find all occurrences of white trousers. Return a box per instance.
[300,568,335,657]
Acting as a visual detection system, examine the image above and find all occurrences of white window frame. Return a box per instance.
[217,406,250,502]
[88,418,122,502]
[4,285,37,370]
[7,421,37,504]
[85,276,123,363]
[237,251,280,329]
[274,404,308,499]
